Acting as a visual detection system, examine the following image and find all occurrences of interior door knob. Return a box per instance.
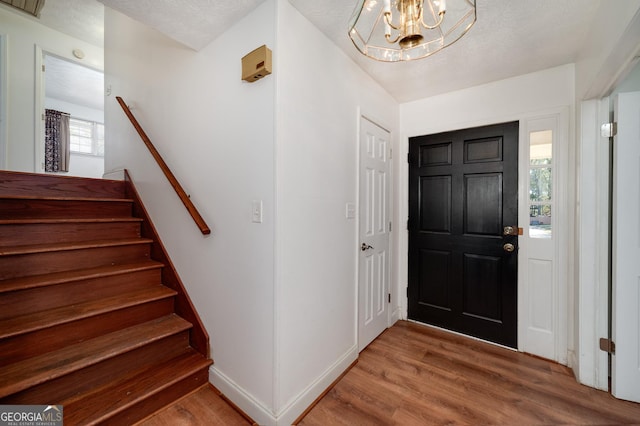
[361,243,373,251]
[503,243,515,253]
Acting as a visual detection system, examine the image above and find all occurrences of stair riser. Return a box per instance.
[0,268,162,320]
[101,369,210,426]
[0,171,126,199]
[0,221,142,247]
[0,297,175,365]
[0,244,151,280]
[1,331,191,405]
[0,199,133,219]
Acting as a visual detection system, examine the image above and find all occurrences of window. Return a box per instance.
[529,129,552,238]
[70,118,104,156]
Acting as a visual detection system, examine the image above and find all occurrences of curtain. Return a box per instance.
[44,109,70,172]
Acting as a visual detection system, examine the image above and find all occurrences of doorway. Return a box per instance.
[37,51,104,178]
[358,116,392,351]
[408,121,519,348]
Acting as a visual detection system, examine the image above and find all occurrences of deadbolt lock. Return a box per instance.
[503,226,523,236]
[503,243,515,253]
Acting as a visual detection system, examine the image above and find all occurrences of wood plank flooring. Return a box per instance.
[300,321,640,425]
[137,321,640,425]
[135,384,254,426]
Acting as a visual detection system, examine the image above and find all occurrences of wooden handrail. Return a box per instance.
[116,96,211,235]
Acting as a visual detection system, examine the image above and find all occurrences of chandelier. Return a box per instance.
[348,0,476,62]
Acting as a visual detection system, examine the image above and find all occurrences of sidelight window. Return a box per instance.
[529,130,552,238]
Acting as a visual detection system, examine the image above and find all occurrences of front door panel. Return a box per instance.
[408,122,518,347]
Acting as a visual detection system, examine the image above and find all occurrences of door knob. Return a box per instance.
[503,243,515,253]
[361,243,373,251]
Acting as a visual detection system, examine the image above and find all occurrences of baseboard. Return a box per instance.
[390,305,401,323]
[209,367,276,426]
[276,345,358,425]
[210,345,358,426]
[209,364,276,426]
[567,349,578,374]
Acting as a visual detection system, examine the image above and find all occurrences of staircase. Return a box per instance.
[0,170,212,425]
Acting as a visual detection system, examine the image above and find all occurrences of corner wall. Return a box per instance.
[274,1,399,423]
[104,0,277,417]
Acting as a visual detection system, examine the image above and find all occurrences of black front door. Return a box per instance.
[408,122,518,348]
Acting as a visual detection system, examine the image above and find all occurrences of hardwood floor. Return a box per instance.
[299,321,640,425]
[138,321,640,425]
[135,384,254,426]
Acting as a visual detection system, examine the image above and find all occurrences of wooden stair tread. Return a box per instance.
[63,350,212,425]
[0,238,154,256]
[0,286,177,339]
[0,261,164,294]
[0,195,133,202]
[0,218,143,225]
[0,314,192,398]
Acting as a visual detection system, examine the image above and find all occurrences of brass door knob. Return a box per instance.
[503,243,515,253]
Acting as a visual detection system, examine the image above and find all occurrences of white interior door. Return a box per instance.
[358,117,390,352]
[612,91,640,403]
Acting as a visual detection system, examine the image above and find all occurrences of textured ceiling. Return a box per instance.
[289,0,601,102]
[45,55,104,111]
[39,0,104,47]
[31,0,602,103]
[98,0,266,51]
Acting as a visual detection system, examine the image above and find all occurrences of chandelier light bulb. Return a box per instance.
[348,0,476,62]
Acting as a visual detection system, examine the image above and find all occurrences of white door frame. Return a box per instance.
[575,98,610,390]
[357,112,393,351]
[34,46,104,173]
[0,34,7,169]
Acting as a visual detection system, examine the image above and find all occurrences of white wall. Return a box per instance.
[45,97,104,178]
[105,0,399,423]
[104,0,277,417]
[399,64,575,356]
[274,1,398,423]
[575,1,640,101]
[0,5,103,172]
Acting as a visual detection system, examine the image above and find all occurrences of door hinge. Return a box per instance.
[406,219,409,230]
[388,293,391,303]
[601,122,617,138]
[42,64,45,72]
[389,148,392,159]
[41,113,45,120]
[599,338,615,354]
[407,153,411,164]
[389,221,392,232]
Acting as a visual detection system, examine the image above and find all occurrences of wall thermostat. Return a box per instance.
[242,45,272,83]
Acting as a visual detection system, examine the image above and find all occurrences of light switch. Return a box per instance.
[346,203,356,219]
[252,200,263,223]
